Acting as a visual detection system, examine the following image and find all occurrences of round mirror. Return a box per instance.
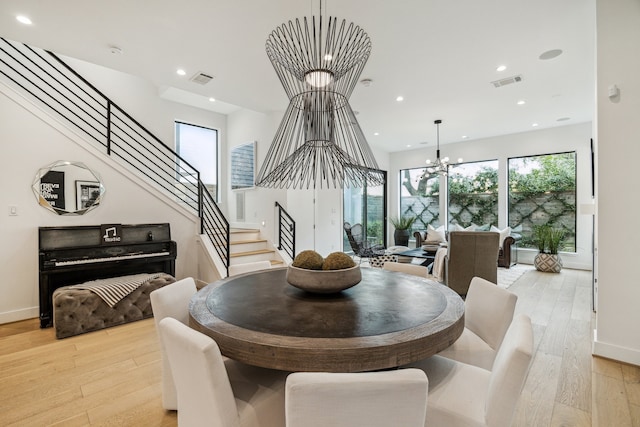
[32,160,105,215]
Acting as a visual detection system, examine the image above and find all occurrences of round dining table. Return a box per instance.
[189,267,464,372]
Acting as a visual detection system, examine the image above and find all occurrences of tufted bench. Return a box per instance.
[52,273,176,339]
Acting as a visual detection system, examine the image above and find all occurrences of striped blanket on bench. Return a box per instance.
[68,273,162,307]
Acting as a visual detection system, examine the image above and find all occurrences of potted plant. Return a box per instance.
[390,216,416,246]
[533,225,565,273]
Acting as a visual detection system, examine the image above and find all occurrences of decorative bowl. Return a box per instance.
[286,265,362,293]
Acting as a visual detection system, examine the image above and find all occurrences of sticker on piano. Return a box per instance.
[101,224,123,244]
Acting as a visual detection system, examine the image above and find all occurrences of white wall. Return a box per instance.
[593,0,640,365]
[226,109,286,243]
[389,122,594,269]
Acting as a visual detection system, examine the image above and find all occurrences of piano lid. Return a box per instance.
[39,223,172,251]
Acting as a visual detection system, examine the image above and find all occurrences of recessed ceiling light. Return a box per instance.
[16,15,32,25]
[496,65,507,72]
[517,100,526,105]
[209,97,216,102]
[539,49,563,60]
[532,123,539,127]
[109,46,123,55]
[176,69,186,76]
[396,96,404,102]
[557,117,571,122]
[406,144,411,148]
[461,135,469,139]
[373,132,379,136]
[324,54,333,61]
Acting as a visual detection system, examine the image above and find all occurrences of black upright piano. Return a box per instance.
[38,223,177,328]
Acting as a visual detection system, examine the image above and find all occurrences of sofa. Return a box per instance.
[413,227,520,269]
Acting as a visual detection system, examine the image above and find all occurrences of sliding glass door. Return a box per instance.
[343,169,387,251]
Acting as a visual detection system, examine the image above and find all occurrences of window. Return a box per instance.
[343,169,387,251]
[508,152,576,251]
[175,122,218,201]
[447,160,499,228]
[399,167,440,232]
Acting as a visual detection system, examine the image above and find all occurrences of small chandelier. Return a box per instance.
[255,3,383,189]
[422,119,461,177]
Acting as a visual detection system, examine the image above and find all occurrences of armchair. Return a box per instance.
[343,222,385,264]
[445,231,500,296]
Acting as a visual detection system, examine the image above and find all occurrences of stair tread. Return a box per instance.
[230,228,260,234]
[231,239,267,245]
[230,248,276,258]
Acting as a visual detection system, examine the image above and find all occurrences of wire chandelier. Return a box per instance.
[255,4,383,189]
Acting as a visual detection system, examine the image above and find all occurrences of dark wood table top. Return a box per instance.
[189,267,464,372]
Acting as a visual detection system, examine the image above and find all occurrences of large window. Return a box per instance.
[399,167,440,233]
[343,170,387,251]
[508,152,576,251]
[448,160,499,227]
[175,121,219,200]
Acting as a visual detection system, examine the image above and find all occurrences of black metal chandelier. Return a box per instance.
[255,5,382,189]
[423,119,461,177]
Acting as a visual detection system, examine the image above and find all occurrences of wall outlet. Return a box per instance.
[8,205,17,216]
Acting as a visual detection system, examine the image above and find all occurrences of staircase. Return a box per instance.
[230,229,285,268]
[0,37,295,279]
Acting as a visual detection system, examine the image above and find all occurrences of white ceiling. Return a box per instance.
[0,0,595,152]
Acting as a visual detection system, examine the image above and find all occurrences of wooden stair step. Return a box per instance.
[230,239,267,245]
[230,249,276,258]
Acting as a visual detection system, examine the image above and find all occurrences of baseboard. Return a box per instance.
[0,307,39,325]
[592,330,640,366]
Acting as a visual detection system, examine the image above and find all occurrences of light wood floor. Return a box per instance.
[0,268,638,426]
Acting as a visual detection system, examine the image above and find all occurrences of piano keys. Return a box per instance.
[39,223,177,328]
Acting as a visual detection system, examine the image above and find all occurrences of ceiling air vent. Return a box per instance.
[491,74,523,88]
[190,72,214,85]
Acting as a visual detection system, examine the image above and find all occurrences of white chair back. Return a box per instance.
[382,262,429,278]
[465,276,518,351]
[159,317,239,427]
[285,369,428,427]
[149,277,197,410]
[228,260,272,277]
[485,314,534,427]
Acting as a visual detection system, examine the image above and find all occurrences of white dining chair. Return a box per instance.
[437,276,518,370]
[382,261,430,278]
[285,368,428,427]
[159,317,288,427]
[407,314,533,427]
[149,277,197,410]
[228,260,272,277]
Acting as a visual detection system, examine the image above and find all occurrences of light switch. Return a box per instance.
[9,205,17,216]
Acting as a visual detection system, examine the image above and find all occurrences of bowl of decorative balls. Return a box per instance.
[286,250,362,294]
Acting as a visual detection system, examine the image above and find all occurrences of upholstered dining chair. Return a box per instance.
[445,231,500,296]
[228,260,272,277]
[437,276,518,370]
[285,369,428,427]
[149,277,197,410]
[159,317,288,427]
[406,314,533,427]
[382,261,430,278]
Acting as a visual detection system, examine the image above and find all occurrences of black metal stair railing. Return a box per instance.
[275,201,296,260]
[0,37,230,275]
